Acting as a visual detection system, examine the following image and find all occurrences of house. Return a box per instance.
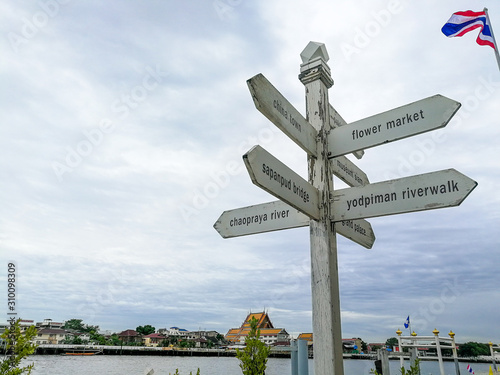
[186,330,220,340]
[297,333,313,346]
[297,334,363,353]
[118,329,141,344]
[157,327,188,338]
[35,328,67,345]
[342,338,363,353]
[143,333,166,347]
[36,318,64,329]
[225,311,289,346]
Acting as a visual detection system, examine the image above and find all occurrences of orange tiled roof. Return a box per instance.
[297,333,313,341]
[226,312,286,343]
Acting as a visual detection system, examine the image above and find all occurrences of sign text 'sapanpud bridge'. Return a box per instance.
[214,42,476,375]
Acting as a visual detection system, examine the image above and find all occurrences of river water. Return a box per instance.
[23,356,496,375]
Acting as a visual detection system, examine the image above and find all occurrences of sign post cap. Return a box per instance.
[300,41,329,63]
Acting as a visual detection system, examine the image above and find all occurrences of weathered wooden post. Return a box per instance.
[298,42,344,375]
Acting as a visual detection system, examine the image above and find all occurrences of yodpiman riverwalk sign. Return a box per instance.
[330,168,477,222]
[214,41,476,375]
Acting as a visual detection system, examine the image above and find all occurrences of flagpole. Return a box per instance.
[484,7,500,71]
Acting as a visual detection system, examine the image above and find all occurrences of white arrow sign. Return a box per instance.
[336,219,375,249]
[243,145,320,220]
[327,95,461,158]
[329,104,364,160]
[214,200,375,249]
[330,169,477,222]
[247,74,318,156]
[330,156,369,188]
[214,200,310,238]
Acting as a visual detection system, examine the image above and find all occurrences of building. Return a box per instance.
[143,333,166,347]
[225,311,289,346]
[297,333,313,346]
[297,334,363,353]
[342,338,363,353]
[36,318,64,329]
[157,327,189,338]
[186,330,220,340]
[117,329,141,344]
[35,328,67,345]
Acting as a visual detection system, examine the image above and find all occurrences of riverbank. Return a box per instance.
[18,345,498,365]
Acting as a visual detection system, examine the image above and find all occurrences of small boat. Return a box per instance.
[63,348,102,356]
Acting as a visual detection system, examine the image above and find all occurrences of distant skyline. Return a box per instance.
[1,0,499,344]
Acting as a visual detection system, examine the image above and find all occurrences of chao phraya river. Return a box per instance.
[23,355,497,375]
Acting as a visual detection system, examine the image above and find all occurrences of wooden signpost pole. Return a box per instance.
[298,42,344,375]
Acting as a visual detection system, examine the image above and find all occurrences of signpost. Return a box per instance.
[214,42,476,375]
[331,169,477,222]
[327,95,461,158]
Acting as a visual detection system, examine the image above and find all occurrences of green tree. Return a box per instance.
[0,319,38,375]
[63,319,98,333]
[108,334,122,346]
[236,317,271,375]
[385,337,399,350]
[88,330,107,345]
[136,325,155,335]
[458,342,490,357]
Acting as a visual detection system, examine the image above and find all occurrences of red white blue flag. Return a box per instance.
[466,364,475,374]
[441,10,496,50]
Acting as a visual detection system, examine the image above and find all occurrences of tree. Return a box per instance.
[108,334,122,346]
[136,325,155,335]
[0,319,38,375]
[236,317,271,375]
[458,342,490,357]
[63,319,98,333]
[385,337,399,350]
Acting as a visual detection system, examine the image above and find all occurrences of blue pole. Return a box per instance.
[298,339,309,375]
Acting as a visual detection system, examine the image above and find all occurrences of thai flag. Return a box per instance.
[442,10,496,50]
[467,364,474,374]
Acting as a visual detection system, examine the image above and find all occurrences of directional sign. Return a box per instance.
[330,156,369,188]
[330,169,477,222]
[329,104,364,160]
[247,74,318,157]
[243,145,320,220]
[214,200,310,238]
[327,95,461,158]
[336,219,375,249]
[214,200,375,249]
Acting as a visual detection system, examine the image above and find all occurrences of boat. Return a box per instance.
[63,348,103,356]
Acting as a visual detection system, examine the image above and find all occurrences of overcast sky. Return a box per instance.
[1,0,499,344]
